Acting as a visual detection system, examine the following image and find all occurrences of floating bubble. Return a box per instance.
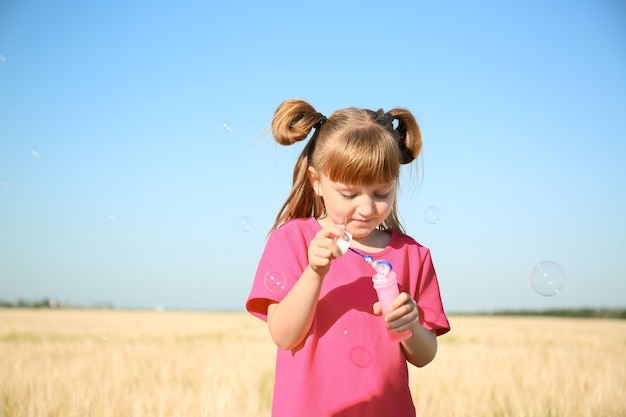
[0,180,6,188]
[107,213,117,222]
[263,270,287,293]
[530,261,566,297]
[0,55,6,63]
[423,206,441,224]
[330,213,347,226]
[350,347,372,368]
[222,122,233,133]
[31,150,40,159]
[238,216,253,232]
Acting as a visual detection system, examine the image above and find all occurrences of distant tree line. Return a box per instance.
[462,307,626,319]
[0,298,113,309]
[1,299,624,318]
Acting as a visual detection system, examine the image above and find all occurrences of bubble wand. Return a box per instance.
[331,214,412,342]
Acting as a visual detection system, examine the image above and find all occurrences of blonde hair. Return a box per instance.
[270,99,422,234]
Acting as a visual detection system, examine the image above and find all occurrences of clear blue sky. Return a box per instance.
[1,0,624,312]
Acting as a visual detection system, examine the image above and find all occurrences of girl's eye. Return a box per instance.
[341,192,390,200]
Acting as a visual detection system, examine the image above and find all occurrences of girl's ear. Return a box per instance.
[308,166,322,196]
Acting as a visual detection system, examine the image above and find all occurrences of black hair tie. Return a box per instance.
[314,113,327,130]
[373,109,412,164]
[373,109,394,129]
[395,118,413,164]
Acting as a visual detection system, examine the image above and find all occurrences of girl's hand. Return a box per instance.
[373,292,419,333]
[307,224,349,276]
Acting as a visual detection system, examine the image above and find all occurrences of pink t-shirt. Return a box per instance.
[246,218,450,417]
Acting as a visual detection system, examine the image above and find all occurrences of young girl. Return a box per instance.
[246,99,450,417]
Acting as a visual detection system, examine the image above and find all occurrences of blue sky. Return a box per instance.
[1,0,624,312]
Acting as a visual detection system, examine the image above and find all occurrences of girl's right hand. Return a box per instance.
[307,224,348,276]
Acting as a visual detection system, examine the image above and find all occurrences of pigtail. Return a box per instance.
[271,99,326,146]
[270,99,326,231]
[389,108,422,164]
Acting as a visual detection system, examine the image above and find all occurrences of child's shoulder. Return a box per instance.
[389,230,429,251]
[272,217,319,236]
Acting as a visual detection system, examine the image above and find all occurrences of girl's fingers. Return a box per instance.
[308,223,353,274]
[313,227,349,258]
[391,293,416,311]
[372,302,382,316]
[321,225,349,242]
[385,293,419,326]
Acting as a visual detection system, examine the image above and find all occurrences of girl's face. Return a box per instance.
[311,170,397,240]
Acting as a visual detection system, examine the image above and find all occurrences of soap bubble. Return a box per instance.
[31,150,40,159]
[350,347,372,368]
[0,180,6,188]
[330,213,347,225]
[530,261,566,297]
[423,206,441,224]
[222,122,233,133]
[264,270,287,293]
[238,216,253,232]
[107,213,117,222]
[0,55,6,63]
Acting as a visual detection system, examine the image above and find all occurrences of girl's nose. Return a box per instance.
[355,195,376,217]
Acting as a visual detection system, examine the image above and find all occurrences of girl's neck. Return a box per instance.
[351,229,391,254]
[317,216,390,253]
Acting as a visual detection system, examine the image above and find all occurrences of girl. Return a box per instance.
[246,99,450,417]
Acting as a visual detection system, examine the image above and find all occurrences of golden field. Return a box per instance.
[0,309,624,417]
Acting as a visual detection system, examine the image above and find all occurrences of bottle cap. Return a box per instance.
[371,260,395,289]
[372,259,392,275]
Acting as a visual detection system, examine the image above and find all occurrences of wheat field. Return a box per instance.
[0,309,624,417]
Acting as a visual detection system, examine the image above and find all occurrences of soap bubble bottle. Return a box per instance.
[371,260,413,342]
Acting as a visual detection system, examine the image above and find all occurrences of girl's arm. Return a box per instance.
[266,265,323,350]
[267,224,346,350]
[400,324,438,368]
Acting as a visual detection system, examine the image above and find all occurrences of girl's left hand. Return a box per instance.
[373,292,419,333]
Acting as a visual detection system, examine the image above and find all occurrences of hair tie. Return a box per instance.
[395,118,413,164]
[314,113,327,130]
[372,109,413,164]
[373,109,394,129]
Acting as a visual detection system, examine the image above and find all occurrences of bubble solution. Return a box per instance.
[530,261,566,297]
[370,259,412,342]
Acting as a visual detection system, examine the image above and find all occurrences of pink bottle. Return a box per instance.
[372,260,412,342]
